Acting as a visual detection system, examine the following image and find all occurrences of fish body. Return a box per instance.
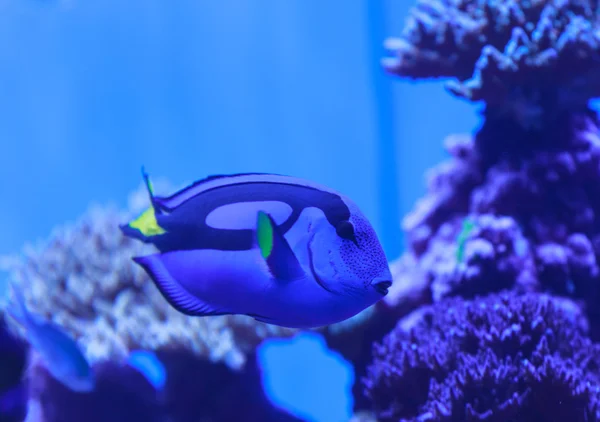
[121,169,393,328]
[5,284,95,393]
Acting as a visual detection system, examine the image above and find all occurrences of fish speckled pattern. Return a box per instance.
[340,205,390,286]
[121,169,393,329]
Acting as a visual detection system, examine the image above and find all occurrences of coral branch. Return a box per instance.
[384,0,600,111]
[365,291,600,421]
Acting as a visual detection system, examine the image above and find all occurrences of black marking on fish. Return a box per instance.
[130,174,352,253]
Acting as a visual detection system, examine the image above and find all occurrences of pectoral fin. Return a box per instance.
[256,211,305,281]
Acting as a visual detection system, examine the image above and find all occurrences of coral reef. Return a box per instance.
[27,360,165,422]
[350,411,379,422]
[0,313,28,422]
[365,290,600,421]
[153,349,302,422]
[325,304,399,412]
[383,0,600,332]
[355,1,600,421]
[0,183,296,370]
[28,350,301,422]
[370,2,600,417]
[7,1,600,420]
[383,0,600,115]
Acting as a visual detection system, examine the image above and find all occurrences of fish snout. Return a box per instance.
[371,278,392,296]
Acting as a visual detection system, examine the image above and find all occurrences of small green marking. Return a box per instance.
[456,217,476,263]
[257,212,274,259]
[129,207,166,236]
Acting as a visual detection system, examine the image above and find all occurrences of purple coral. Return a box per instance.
[364,291,600,421]
[383,0,600,112]
[368,0,600,417]
[388,111,600,334]
[28,350,302,422]
[155,349,303,422]
[28,360,166,422]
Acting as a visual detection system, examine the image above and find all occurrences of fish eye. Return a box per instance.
[336,220,358,245]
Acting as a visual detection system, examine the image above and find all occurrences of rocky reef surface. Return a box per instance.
[366,0,600,420]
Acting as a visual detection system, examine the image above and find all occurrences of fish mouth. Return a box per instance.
[372,279,392,296]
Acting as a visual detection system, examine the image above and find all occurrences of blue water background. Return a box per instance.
[0,0,479,260]
[0,1,481,421]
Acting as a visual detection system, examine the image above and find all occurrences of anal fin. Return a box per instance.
[132,254,230,317]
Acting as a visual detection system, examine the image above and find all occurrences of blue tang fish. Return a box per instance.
[120,169,393,329]
[5,283,95,393]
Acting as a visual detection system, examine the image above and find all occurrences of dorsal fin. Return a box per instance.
[152,172,341,211]
[160,172,284,202]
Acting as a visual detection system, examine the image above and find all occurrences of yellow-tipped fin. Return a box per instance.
[129,207,167,236]
[124,166,167,237]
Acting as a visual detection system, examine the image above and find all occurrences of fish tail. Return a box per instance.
[119,208,166,242]
[120,167,168,241]
[141,166,162,216]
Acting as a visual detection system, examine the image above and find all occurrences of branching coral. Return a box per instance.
[384,0,600,114]
[387,112,600,335]
[0,183,296,370]
[364,290,600,421]
[371,0,600,419]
